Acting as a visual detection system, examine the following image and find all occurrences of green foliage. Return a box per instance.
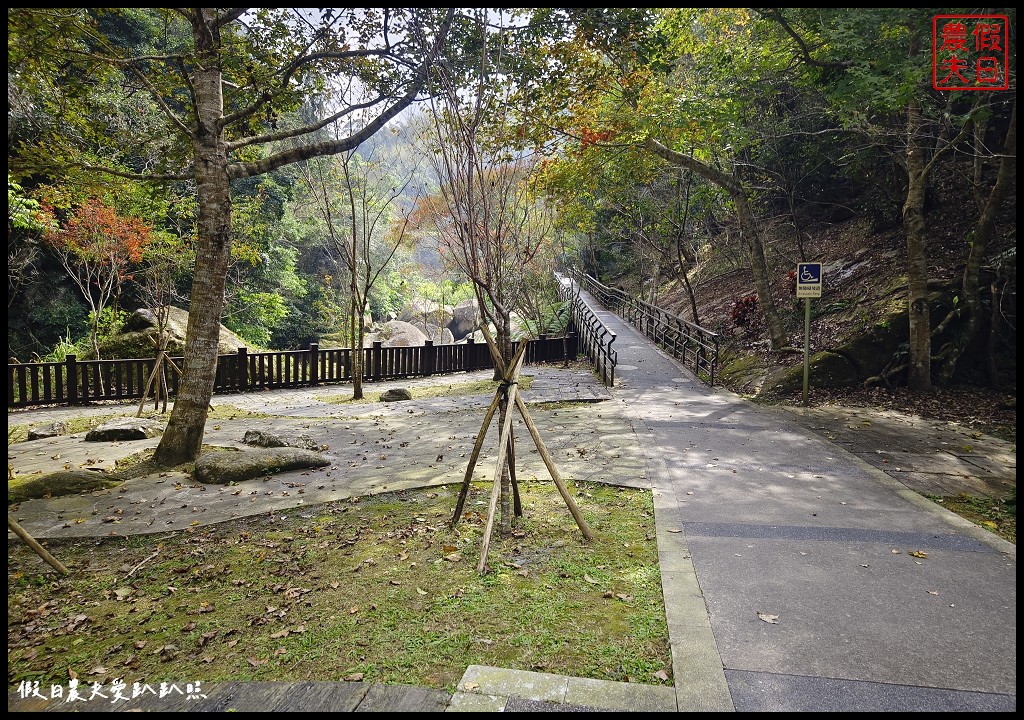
[39,328,84,363]
[7,175,47,231]
[519,300,571,337]
[91,306,129,342]
[224,290,288,348]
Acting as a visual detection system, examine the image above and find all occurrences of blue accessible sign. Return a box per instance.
[796,263,822,298]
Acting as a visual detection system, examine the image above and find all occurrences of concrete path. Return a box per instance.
[570,281,1016,712]
[7,290,1016,712]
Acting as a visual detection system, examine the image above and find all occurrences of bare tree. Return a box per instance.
[300,133,418,399]
[419,9,563,538]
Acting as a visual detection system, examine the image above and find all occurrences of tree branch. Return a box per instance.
[224,93,385,151]
[216,8,249,27]
[228,8,455,179]
[757,9,855,70]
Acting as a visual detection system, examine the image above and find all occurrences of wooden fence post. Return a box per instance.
[309,343,319,386]
[423,340,434,376]
[65,355,78,404]
[237,347,248,391]
[372,341,383,381]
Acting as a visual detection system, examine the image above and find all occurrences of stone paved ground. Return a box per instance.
[8,366,646,539]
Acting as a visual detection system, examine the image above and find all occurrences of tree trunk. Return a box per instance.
[152,10,232,466]
[644,138,786,348]
[733,191,787,347]
[351,297,363,401]
[493,311,513,382]
[934,101,1016,385]
[987,279,1001,388]
[902,101,932,392]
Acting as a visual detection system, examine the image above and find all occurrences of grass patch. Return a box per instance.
[7,481,670,692]
[318,376,536,405]
[927,493,1016,544]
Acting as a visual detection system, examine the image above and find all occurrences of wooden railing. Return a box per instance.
[570,270,719,386]
[7,335,580,409]
[556,273,617,387]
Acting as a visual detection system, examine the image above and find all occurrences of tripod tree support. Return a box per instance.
[476,350,527,572]
[453,327,595,573]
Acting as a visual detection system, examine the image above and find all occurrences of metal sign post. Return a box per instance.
[795,263,822,407]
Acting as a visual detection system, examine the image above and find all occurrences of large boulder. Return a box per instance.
[398,298,454,328]
[194,448,330,485]
[28,421,69,441]
[380,388,413,402]
[93,306,253,359]
[379,320,428,347]
[406,319,455,345]
[447,299,482,341]
[761,351,861,397]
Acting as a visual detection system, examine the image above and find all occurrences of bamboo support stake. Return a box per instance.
[450,390,502,526]
[137,350,165,417]
[514,393,595,541]
[476,351,527,573]
[451,339,530,527]
[8,516,69,575]
[508,426,522,517]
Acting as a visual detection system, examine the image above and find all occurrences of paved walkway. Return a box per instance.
[7,284,1016,712]
[579,281,1015,712]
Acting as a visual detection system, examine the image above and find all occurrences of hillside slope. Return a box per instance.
[642,180,1017,443]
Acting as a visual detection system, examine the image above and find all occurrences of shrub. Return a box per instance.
[730,294,759,331]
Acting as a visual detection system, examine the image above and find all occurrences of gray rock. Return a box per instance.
[380,388,413,402]
[85,417,165,442]
[9,469,120,503]
[92,305,252,359]
[398,298,454,328]
[193,448,331,485]
[406,320,455,345]
[28,421,69,440]
[242,429,324,451]
[379,320,428,348]
[447,299,482,340]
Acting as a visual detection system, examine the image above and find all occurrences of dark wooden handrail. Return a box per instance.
[569,269,719,386]
[555,273,617,387]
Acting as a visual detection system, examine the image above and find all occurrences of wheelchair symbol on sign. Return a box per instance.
[799,266,819,283]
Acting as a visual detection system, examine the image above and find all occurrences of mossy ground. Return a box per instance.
[8,481,671,693]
